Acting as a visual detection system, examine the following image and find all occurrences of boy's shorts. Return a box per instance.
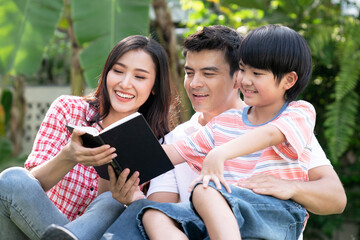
[137,181,307,240]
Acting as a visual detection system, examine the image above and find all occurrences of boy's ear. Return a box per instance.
[283,71,298,90]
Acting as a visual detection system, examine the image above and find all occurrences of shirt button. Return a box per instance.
[90,187,94,191]
[78,211,81,215]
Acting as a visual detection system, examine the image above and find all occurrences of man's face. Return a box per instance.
[184,50,239,121]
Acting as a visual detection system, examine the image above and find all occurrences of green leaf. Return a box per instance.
[335,22,360,100]
[0,0,63,76]
[307,27,334,66]
[72,0,151,88]
[221,0,265,10]
[324,90,359,162]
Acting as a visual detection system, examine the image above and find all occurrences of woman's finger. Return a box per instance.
[108,165,117,188]
[116,168,131,190]
[74,145,116,166]
[119,171,139,195]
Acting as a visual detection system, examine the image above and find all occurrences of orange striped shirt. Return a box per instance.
[173,101,316,184]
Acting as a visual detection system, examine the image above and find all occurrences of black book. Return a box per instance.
[66,112,174,184]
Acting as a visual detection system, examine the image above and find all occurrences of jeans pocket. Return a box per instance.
[285,221,305,240]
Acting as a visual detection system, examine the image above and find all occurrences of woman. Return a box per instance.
[0,35,173,240]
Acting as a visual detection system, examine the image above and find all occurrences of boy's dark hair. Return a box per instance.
[239,24,312,102]
[183,25,243,76]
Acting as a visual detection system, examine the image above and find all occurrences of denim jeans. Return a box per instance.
[137,182,307,240]
[0,167,125,240]
[101,199,157,240]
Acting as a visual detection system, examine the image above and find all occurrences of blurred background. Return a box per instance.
[0,0,359,239]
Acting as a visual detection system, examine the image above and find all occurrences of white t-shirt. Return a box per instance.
[148,112,331,202]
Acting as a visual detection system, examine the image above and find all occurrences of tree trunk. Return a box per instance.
[66,0,84,96]
[10,76,26,155]
[152,0,191,128]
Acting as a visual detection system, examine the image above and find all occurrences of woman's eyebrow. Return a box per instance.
[134,68,151,74]
[114,62,150,74]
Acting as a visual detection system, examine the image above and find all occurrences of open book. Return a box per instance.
[66,112,174,184]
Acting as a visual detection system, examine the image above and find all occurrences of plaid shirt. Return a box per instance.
[25,95,102,221]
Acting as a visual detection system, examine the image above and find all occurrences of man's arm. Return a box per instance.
[294,166,346,214]
[147,169,180,203]
[237,166,346,215]
[148,192,180,203]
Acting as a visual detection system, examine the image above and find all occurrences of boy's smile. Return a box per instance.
[238,62,292,123]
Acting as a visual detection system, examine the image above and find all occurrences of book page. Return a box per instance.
[67,124,99,136]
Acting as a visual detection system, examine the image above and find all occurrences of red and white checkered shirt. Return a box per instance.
[25,95,102,221]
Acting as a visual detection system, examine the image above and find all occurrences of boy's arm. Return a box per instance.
[214,124,285,161]
[190,124,285,193]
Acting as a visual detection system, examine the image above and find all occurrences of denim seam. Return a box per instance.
[0,195,40,238]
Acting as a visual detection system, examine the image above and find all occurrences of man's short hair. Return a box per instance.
[183,25,243,76]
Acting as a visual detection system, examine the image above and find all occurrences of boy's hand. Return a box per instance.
[109,165,145,206]
[188,149,231,193]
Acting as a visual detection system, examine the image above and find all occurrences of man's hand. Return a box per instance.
[236,174,296,200]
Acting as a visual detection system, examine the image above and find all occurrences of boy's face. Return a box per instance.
[184,50,240,123]
[237,62,288,109]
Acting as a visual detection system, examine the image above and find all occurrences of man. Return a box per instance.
[42,25,346,240]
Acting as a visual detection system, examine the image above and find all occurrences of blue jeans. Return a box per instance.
[137,182,307,240]
[0,167,125,240]
[101,199,157,240]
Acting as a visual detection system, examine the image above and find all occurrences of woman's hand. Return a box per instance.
[109,165,145,206]
[188,149,231,193]
[63,129,116,166]
[236,174,295,200]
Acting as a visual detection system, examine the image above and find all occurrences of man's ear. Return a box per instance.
[283,71,298,90]
[233,70,241,89]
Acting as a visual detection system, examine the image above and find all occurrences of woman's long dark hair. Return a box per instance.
[86,35,171,142]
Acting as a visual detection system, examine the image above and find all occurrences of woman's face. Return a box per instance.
[106,49,156,120]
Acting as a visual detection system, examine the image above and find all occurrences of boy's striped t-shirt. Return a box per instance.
[173,100,316,184]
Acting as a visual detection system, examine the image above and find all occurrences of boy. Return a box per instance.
[142,24,315,240]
